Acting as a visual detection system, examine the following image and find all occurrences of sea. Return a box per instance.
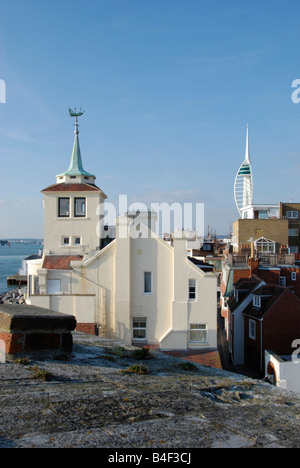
[0,239,43,294]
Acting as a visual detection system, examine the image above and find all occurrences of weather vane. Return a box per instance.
[69,107,85,118]
[69,107,85,134]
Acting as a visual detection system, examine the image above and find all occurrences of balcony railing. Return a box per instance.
[227,253,295,267]
[227,254,249,266]
[257,253,295,266]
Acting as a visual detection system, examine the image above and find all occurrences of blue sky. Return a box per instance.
[1,0,300,238]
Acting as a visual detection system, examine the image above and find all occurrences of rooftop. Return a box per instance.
[56,113,95,179]
[243,285,292,319]
[1,332,300,448]
[42,255,83,270]
[42,183,103,192]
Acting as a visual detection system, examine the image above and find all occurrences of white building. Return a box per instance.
[240,204,280,220]
[265,350,300,394]
[27,113,218,350]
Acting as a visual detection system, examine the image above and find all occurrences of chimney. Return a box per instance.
[248,257,259,275]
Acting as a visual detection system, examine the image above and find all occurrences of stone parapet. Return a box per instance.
[0,304,76,356]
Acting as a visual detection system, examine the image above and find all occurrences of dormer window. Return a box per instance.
[253,295,261,308]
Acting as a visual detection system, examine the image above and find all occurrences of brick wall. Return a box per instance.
[0,305,76,356]
[244,290,300,374]
[233,219,289,253]
[76,323,96,335]
[263,291,300,354]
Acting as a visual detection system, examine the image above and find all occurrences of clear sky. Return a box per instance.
[1,0,300,238]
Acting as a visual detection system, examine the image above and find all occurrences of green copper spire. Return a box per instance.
[57,109,95,179]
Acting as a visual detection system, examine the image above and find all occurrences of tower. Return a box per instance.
[41,110,107,255]
[234,125,253,217]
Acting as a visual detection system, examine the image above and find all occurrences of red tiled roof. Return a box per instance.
[42,255,83,270]
[42,183,102,192]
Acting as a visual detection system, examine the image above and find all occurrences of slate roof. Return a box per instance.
[233,275,262,291]
[227,275,262,313]
[242,285,288,320]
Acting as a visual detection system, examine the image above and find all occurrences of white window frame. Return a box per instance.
[188,279,197,301]
[249,319,256,340]
[253,295,261,308]
[144,272,153,295]
[189,324,208,343]
[132,318,147,341]
[291,272,297,281]
[254,237,276,254]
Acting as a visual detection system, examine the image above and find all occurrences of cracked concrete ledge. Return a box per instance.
[0,332,300,448]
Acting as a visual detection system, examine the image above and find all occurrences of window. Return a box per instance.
[258,210,268,219]
[289,228,299,237]
[63,237,70,245]
[255,237,276,253]
[290,246,299,254]
[47,279,61,295]
[75,198,86,217]
[253,295,261,308]
[132,318,147,341]
[58,198,70,217]
[249,319,256,340]
[279,276,286,287]
[286,211,298,219]
[189,324,207,343]
[28,275,33,297]
[189,279,196,301]
[292,272,297,281]
[34,276,40,294]
[144,272,152,294]
[74,237,81,245]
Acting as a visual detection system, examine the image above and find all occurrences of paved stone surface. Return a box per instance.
[0,332,300,448]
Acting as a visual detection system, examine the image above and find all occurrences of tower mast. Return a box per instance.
[234,125,253,216]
